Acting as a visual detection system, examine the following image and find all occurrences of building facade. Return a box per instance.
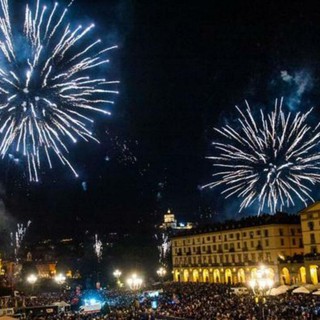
[171,212,314,286]
[300,202,320,285]
[159,209,194,231]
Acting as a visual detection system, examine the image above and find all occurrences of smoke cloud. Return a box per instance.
[280,70,313,110]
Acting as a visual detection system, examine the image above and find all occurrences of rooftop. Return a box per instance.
[172,212,300,238]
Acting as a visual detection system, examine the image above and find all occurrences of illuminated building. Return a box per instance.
[172,212,306,285]
[160,210,177,229]
[36,263,57,278]
[300,202,320,284]
[159,209,194,231]
[0,256,4,276]
[156,209,194,268]
[1,260,16,284]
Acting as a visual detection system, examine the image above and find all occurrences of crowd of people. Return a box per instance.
[1,282,320,319]
[101,283,320,319]
[1,292,70,309]
[155,283,320,319]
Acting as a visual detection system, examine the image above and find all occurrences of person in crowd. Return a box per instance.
[4,282,320,319]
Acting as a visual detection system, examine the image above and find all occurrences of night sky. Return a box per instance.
[2,0,320,237]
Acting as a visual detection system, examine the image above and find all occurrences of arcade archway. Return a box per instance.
[281,267,290,285]
[192,269,199,282]
[203,269,209,282]
[225,269,232,284]
[213,269,220,283]
[183,269,189,282]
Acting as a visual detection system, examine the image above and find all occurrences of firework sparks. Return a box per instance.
[93,234,103,262]
[105,130,138,166]
[11,220,31,261]
[158,233,170,264]
[0,0,118,181]
[204,98,320,214]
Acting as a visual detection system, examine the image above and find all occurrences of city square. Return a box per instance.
[1,0,320,319]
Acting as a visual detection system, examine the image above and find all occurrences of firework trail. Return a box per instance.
[157,233,170,265]
[0,0,118,181]
[204,98,320,214]
[10,220,31,261]
[93,234,103,262]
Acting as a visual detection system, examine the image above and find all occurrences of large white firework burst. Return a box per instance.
[204,98,320,214]
[0,0,118,181]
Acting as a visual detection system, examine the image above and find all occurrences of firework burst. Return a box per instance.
[11,220,31,261]
[0,0,118,181]
[157,232,171,265]
[204,98,320,214]
[93,234,103,262]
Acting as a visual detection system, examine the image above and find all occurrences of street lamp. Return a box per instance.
[54,273,66,285]
[249,265,274,320]
[127,273,143,290]
[27,274,37,292]
[113,269,122,287]
[157,267,166,282]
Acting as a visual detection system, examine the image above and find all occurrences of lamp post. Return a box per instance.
[113,269,122,287]
[54,273,66,293]
[54,273,66,286]
[127,273,143,290]
[26,274,37,293]
[249,265,274,320]
[157,267,166,283]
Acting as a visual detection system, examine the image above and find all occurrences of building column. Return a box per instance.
[305,263,312,284]
[199,269,203,282]
[245,268,251,281]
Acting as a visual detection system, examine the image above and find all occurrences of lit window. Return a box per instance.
[310,233,316,244]
[308,221,314,231]
[299,238,303,248]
